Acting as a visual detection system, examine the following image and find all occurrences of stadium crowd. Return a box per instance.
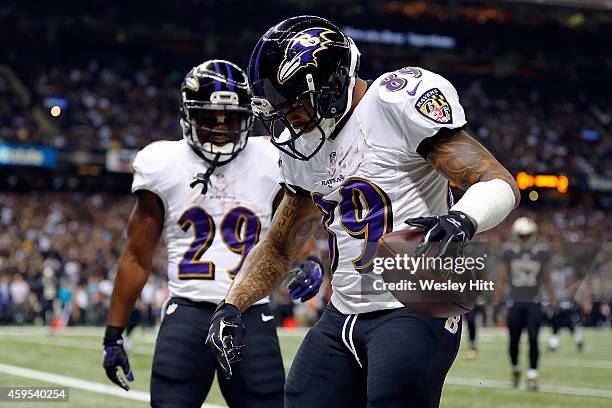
[1,58,609,178]
[0,192,608,328]
[0,192,168,326]
[0,0,609,329]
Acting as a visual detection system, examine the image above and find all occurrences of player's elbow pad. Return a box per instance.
[450,179,516,234]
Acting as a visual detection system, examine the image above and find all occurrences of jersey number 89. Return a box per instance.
[312,177,393,273]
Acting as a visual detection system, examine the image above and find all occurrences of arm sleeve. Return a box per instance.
[130,142,170,211]
[131,151,150,193]
[132,149,162,195]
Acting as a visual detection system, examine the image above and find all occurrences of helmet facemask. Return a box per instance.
[249,16,361,161]
[252,76,337,161]
[181,91,253,165]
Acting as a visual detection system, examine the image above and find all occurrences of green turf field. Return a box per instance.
[0,326,610,407]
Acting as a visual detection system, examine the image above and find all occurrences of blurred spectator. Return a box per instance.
[0,58,608,178]
[41,266,57,327]
[0,191,608,327]
[0,273,11,323]
[0,0,609,327]
[9,273,29,324]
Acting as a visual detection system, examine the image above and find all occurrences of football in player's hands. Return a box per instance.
[376,228,475,318]
[404,211,476,258]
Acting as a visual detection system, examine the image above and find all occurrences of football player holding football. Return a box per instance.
[102,60,323,408]
[207,16,520,407]
[495,216,557,391]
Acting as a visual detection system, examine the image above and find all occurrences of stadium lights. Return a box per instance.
[516,172,569,193]
[501,0,612,11]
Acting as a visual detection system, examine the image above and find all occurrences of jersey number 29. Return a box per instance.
[177,206,260,280]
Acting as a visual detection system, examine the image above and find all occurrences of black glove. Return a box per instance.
[102,326,133,391]
[205,301,246,379]
[404,211,476,258]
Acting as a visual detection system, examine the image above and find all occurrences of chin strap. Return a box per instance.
[190,152,221,195]
[339,38,360,122]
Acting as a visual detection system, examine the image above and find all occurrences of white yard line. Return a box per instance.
[1,360,610,402]
[460,355,612,370]
[2,327,612,400]
[541,358,612,370]
[0,327,106,336]
[445,377,612,399]
[1,356,611,402]
[0,363,226,408]
[0,336,153,355]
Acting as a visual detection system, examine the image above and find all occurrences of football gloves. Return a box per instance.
[102,326,134,391]
[405,211,476,258]
[288,256,324,302]
[205,301,246,379]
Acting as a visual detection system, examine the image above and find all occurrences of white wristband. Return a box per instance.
[450,179,516,234]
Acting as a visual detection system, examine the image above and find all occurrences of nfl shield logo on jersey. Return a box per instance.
[415,88,453,124]
[329,151,337,167]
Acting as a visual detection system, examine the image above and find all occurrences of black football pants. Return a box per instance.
[150,297,284,408]
[285,302,462,408]
[507,302,542,370]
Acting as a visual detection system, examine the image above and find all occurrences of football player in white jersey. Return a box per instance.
[102,60,323,408]
[207,16,520,408]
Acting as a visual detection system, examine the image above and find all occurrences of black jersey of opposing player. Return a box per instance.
[502,243,550,302]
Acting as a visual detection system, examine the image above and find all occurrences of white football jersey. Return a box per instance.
[132,137,281,304]
[279,67,467,314]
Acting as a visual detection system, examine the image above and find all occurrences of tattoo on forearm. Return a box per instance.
[428,132,496,189]
[297,219,315,236]
[229,241,288,311]
[227,194,319,311]
[272,195,300,245]
[427,130,519,203]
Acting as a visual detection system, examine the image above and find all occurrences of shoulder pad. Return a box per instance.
[131,140,179,194]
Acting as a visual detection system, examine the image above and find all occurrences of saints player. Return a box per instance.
[495,217,557,391]
[102,60,322,408]
[464,241,490,360]
[548,248,584,352]
[206,16,520,407]
[465,299,486,360]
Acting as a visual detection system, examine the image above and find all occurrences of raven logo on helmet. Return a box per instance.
[248,16,359,161]
[277,27,336,84]
[183,72,200,92]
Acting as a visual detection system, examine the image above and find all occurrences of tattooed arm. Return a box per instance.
[271,188,321,264]
[425,128,520,206]
[226,189,321,312]
[421,128,520,233]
